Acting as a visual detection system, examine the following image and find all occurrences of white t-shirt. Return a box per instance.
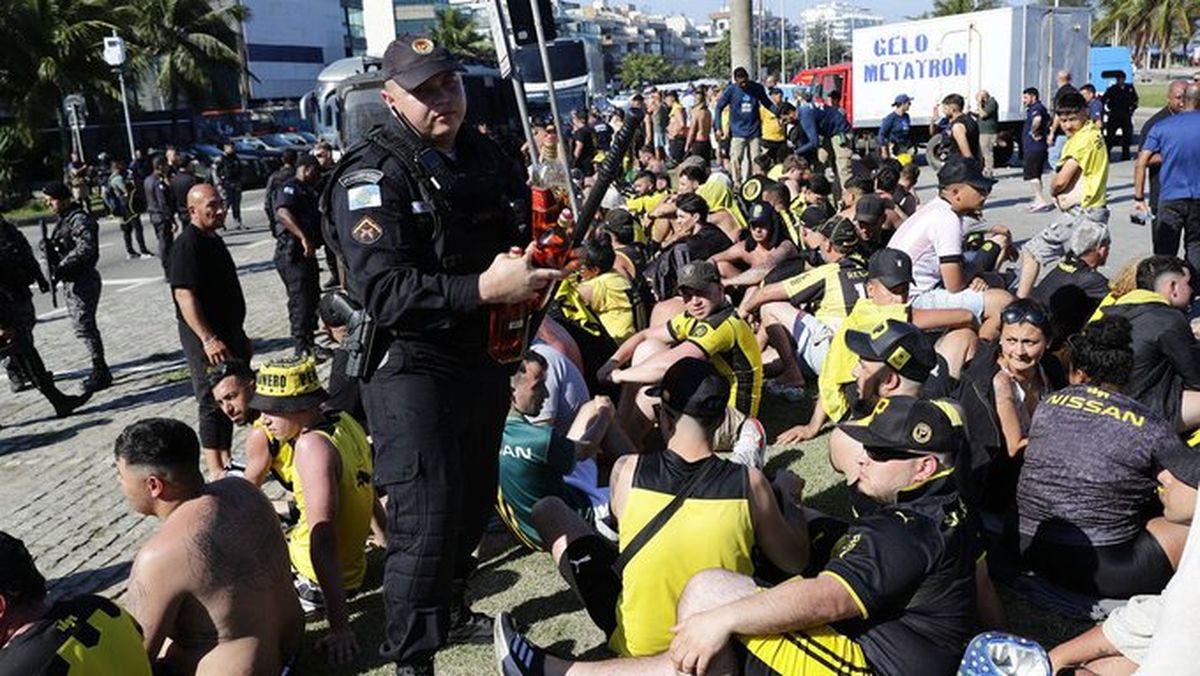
[885,197,964,295]
[530,341,589,438]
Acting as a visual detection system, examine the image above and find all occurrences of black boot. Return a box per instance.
[447,579,492,645]
[6,357,33,393]
[83,358,112,391]
[49,389,91,418]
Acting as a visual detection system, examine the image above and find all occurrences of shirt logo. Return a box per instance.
[352,216,383,245]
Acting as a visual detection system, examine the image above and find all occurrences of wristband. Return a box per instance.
[203,335,217,346]
[1134,195,1144,201]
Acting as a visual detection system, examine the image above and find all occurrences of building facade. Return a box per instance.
[363,0,446,57]
[798,1,884,44]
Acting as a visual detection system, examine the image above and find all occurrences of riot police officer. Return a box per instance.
[274,153,326,359]
[325,34,558,673]
[144,154,177,276]
[212,142,244,229]
[0,216,90,417]
[40,182,111,391]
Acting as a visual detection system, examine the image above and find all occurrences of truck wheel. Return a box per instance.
[926,133,946,171]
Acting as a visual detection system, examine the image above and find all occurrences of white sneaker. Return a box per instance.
[730,417,766,469]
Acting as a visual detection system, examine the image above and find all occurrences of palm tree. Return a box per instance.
[123,0,248,140]
[1094,0,1200,67]
[429,8,495,63]
[929,0,1003,17]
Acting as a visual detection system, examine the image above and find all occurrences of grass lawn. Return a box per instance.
[1136,81,1169,111]
[292,392,1093,675]
[4,197,55,221]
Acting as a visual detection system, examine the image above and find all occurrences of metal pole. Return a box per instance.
[117,69,136,160]
[780,0,786,80]
[825,22,831,66]
[526,0,582,219]
[491,0,539,166]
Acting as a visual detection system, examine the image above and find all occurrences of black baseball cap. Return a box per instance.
[382,33,465,90]
[868,249,913,290]
[41,181,71,200]
[676,260,720,292]
[839,396,963,460]
[604,208,636,239]
[747,202,778,228]
[647,358,729,420]
[854,194,886,226]
[937,156,996,193]
[815,216,859,249]
[845,319,937,382]
[800,205,829,229]
[1159,444,1200,488]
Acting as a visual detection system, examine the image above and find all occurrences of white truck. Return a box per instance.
[798,6,1091,164]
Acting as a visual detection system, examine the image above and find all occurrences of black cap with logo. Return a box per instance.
[854,194,886,227]
[845,319,937,382]
[868,249,913,290]
[1158,444,1200,488]
[839,395,963,460]
[815,216,859,249]
[676,260,720,292]
[383,33,465,90]
[647,358,730,420]
[937,156,997,193]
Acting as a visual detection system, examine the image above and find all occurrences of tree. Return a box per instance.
[429,8,495,64]
[124,0,248,140]
[928,0,1003,17]
[803,22,849,69]
[1093,0,1200,67]
[618,53,674,88]
[704,32,731,79]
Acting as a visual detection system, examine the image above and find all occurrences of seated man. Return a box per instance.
[886,156,1012,340]
[1050,442,1199,674]
[739,216,867,392]
[497,351,636,551]
[602,261,764,452]
[1030,220,1110,346]
[1017,315,1190,598]
[0,532,151,674]
[496,396,976,676]
[511,358,808,659]
[206,359,293,490]
[1094,255,1200,432]
[115,418,303,673]
[777,249,977,443]
[249,357,375,663]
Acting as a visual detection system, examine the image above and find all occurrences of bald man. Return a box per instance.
[169,184,252,478]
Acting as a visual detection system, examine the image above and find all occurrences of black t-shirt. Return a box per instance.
[686,223,734,261]
[572,127,597,176]
[1031,256,1109,344]
[169,225,246,341]
[169,171,196,215]
[946,115,981,160]
[825,473,975,676]
[274,178,322,241]
[0,595,152,675]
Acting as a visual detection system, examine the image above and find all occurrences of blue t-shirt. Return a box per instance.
[1023,101,1050,153]
[879,111,911,147]
[819,106,851,137]
[1142,111,1200,202]
[794,103,821,156]
[715,81,776,139]
[1087,97,1104,122]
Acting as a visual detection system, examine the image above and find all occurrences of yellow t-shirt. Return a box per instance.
[626,190,668,243]
[253,417,296,491]
[819,299,909,423]
[289,412,376,590]
[667,306,763,416]
[760,106,785,143]
[1059,121,1109,209]
[583,271,636,344]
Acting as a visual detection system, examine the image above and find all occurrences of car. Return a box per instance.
[189,142,280,188]
[257,133,309,152]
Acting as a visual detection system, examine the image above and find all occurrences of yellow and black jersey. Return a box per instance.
[0,595,152,676]
[667,305,763,416]
[781,256,870,328]
[252,417,296,491]
[610,452,754,657]
[819,300,910,423]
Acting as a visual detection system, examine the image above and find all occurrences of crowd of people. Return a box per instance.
[4,34,1200,676]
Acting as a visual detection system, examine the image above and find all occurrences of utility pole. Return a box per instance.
[780,0,786,81]
[731,0,753,77]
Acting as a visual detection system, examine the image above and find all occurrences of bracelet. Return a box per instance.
[202,335,217,346]
[1134,196,1145,201]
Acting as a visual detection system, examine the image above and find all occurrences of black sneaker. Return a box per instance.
[447,607,493,645]
[394,657,434,676]
[493,612,545,676]
[52,392,91,418]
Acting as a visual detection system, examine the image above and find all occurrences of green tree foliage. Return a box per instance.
[429,8,496,64]
[928,0,1003,17]
[618,53,675,87]
[1093,0,1200,67]
[803,23,849,68]
[704,32,731,78]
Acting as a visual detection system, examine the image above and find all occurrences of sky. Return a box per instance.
[638,0,934,24]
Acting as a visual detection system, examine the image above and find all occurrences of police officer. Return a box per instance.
[1104,71,1140,161]
[0,216,90,416]
[212,141,244,229]
[40,182,111,391]
[274,154,325,359]
[325,34,558,674]
[264,149,297,237]
[170,154,198,228]
[144,154,177,275]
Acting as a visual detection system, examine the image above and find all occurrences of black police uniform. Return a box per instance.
[0,218,89,415]
[170,168,197,228]
[212,151,244,225]
[326,114,525,664]
[143,171,176,275]
[48,203,110,389]
[264,163,295,236]
[273,176,322,355]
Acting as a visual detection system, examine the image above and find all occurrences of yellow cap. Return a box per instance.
[250,356,326,412]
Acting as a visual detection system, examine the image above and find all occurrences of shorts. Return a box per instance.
[738,623,870,675]
[1102,594,1162,664]
[690,140,712,162]
[653,129,668,150]
[1022,148,1047,180]
[558,534,621,635]
[293,573,361,615]
[792,313,834,377]
[1019,528,1176,598]
[911,288,986,321]
[713,406,749,452]
[1022,206,1111,265]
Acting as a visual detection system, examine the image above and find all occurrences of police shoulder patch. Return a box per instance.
[339,169,384,188]
[352,216,383,245]
[347,184,382,211]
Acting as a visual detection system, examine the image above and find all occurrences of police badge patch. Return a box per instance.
[352,216,383,245]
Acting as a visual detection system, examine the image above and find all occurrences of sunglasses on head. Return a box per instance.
[1001,305,1049,328]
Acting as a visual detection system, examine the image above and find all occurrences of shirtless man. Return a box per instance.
[115,418,303,675]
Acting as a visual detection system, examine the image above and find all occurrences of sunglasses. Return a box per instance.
[864,445,921,462]
[1001,305,1049,328]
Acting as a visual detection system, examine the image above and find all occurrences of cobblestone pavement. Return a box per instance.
[0,152,1155,608]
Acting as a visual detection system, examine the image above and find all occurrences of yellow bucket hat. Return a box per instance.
[249,356,326,412]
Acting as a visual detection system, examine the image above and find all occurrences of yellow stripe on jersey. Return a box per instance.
[742,624,871,675]
[667,308,764,416]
